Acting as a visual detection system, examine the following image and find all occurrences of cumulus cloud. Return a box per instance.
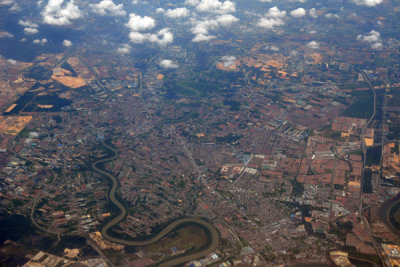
[0,31,14,38]
[0,0,14,4]
[7,59,17,65]
[33,38,48,45]
[266,6,286,18]
[191,14,238,42]
[257,6,287,29]
[357,30,382,50]
[265,45,280,51]
[257,0,272,2]
[309,8,318,18]
[126,13,156,31]
[165,7,190,18]
[129,28,173,46]
[352,0,382,6]
[89,0,126,16]
[0,0,20,11]
[24,27,39,34]
[42,0,83,26]
[18,20,39,28]
[187,0,236,14]
[63,39,72,47]
[306,40,319,49]
[325,13,340,19]
[216,14,239,25]
[117,43,131,54]
[220,56,236,67]
[156,8,165,13]
[290,7,306,18]
[192,33,215,42]
[257,18,285,29]
[19,20,40,35]
[159,59,178,68]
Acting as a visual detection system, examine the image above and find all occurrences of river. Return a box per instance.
[92,140,220,266]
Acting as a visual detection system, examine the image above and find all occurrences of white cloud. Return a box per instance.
[89,0,126,16]
[29,132,39,138]
[220,56,236,67]
[190,15,238,42]
[126,13,156,31]
[257,6,287,29]
[265,45,279,51]
[193,33,215,42]
[63,39,72,47]
[216,14,239,26]
[357,30,382,50]
[257,0,272,2]
[156,8,165,13]
[129,28,173,46]
[132,0,139,4]
[165,7,189,18]
[9,3,20,11]
[24,27,39,34]
[257,18,284,29]
[42,0,83,26]
[266,6,286,18]
[149,28,174,45]
[290,7,306,18]
[0,31,14,38]
[187,0,238,42]
[0,0,19,11]
[0,0,14,5]
[309,8,318,18]
[117,43,131,54]
[185,0,199,5]
[7,59,17,65]
[306,40,319,49]
[325,13,340,19]
[193,0,236,14]
[33,38,48,45]
[129,31,147,43]
[18,20,39,28]
[357,30,380,42]
[352,0,382,6]
[159,59,178,68]
[371,42,382,50]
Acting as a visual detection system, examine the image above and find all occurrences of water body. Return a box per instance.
[3,82,72,115]
[92,141,220,267]
[380,193,400,235]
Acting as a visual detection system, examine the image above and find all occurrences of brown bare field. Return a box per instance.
[0,115,32,135]
[51,67,87,88]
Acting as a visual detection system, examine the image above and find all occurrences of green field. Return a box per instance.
[165,79,219,98]
[340,90,374,119]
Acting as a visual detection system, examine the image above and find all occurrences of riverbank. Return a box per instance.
[92,140,220,266]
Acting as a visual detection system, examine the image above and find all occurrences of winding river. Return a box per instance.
[380,193,400,236]
[92,141,220,267]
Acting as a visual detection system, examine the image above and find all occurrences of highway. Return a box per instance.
[92,141,220,267]
[359,71,391,267]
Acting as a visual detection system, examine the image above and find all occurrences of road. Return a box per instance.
[359,71,391,267]
[92,141,220,267]
[359,70,377,215]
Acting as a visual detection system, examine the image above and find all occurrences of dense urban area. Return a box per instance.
[1,0,400,266]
